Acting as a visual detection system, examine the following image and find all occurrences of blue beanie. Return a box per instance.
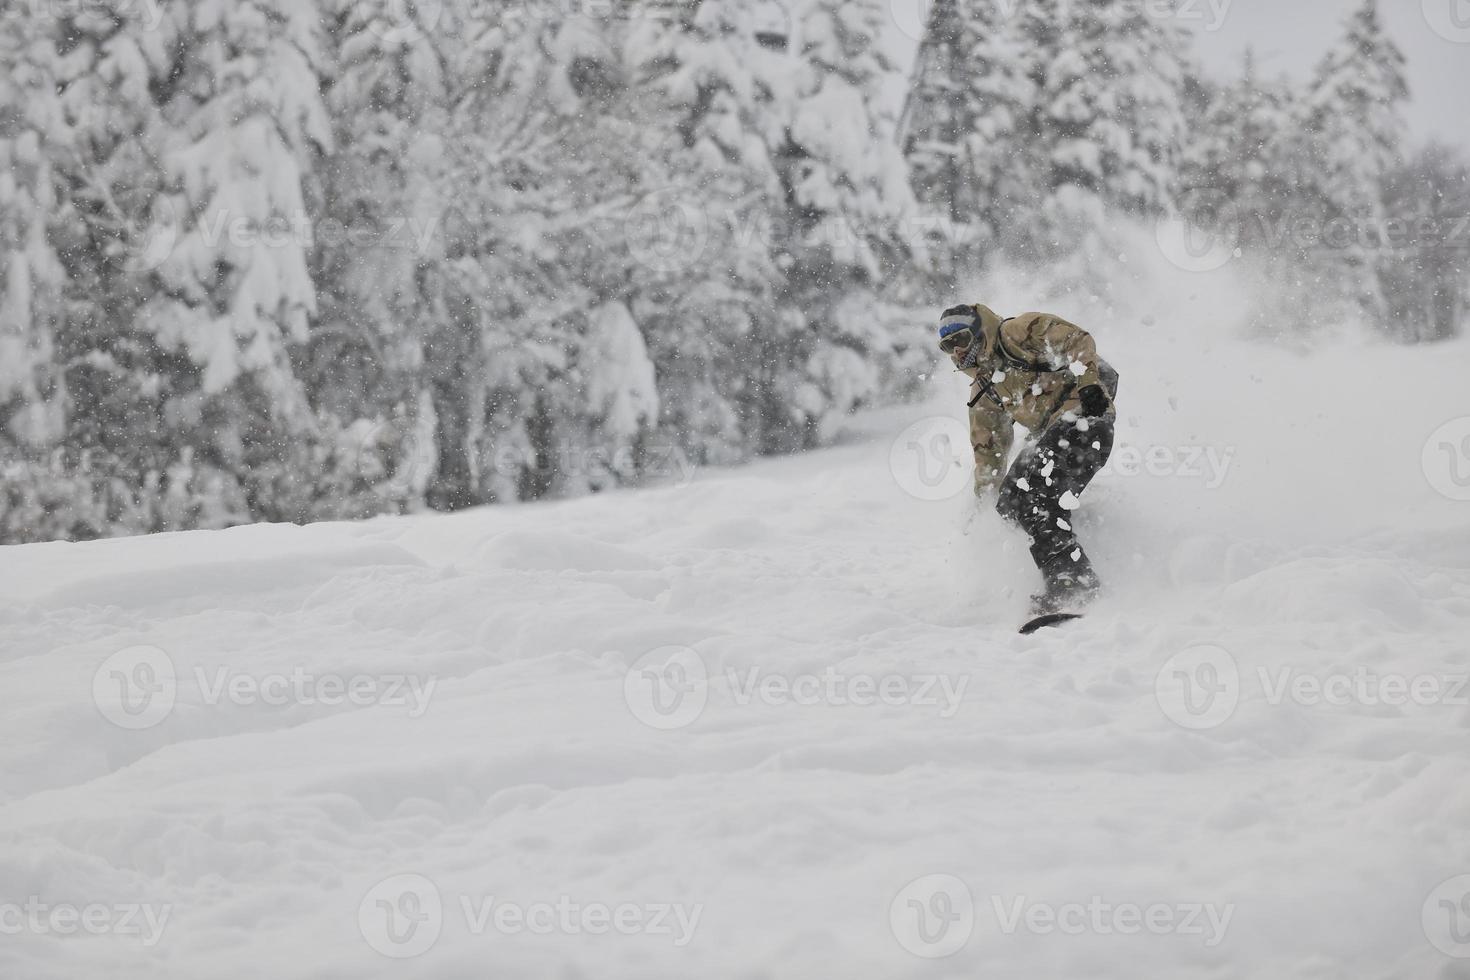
[937,306,978,341]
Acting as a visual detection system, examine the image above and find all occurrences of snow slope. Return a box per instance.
[3,320,1470,979]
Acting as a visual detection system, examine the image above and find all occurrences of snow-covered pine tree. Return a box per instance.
[1181,51,1270,215]
[143,3,332,429]
[758,0,917,449]
[123,2,336,523]
[782,0,913,282]
[0,18,122,544]
[1,0,957,541]
[26,5,205,538]
[41,2,335,528]
[1178,51,1316,332]
[311,0,460,516]
[1303,0,1409,327]
[1381,145,1470,342]
[901,0,1036,279]
[0,19,65,453]
[902,0,969,274]
[627,0,792,459]
[442,5,676,502]
[1032,0,1187,283]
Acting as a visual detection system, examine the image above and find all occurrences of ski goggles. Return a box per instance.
[938,327,976,355]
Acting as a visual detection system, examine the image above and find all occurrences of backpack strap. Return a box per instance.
[992,316,1055,373]
[968,374,1005,411]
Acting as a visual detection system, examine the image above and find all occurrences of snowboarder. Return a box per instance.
[937,304,1119,620]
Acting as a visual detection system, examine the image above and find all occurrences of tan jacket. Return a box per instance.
[958,305,1115,494]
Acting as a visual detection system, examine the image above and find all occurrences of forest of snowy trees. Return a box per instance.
[903,0,1469,337]
[0,0,1465,543]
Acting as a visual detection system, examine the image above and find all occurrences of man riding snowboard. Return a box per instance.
[937,304,1119,620]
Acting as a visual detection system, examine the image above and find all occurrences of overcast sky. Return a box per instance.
[1187,0,1470,150]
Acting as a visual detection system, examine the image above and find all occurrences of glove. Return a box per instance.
[1078,384,1111,418]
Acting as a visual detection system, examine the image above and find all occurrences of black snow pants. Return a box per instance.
[995,414,1115,587]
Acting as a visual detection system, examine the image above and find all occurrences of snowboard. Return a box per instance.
[1019,612,1084,635]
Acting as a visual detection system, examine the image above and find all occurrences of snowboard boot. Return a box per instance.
[1030,554,1102,617]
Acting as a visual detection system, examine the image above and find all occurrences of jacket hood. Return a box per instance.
[971,304,1005,336]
